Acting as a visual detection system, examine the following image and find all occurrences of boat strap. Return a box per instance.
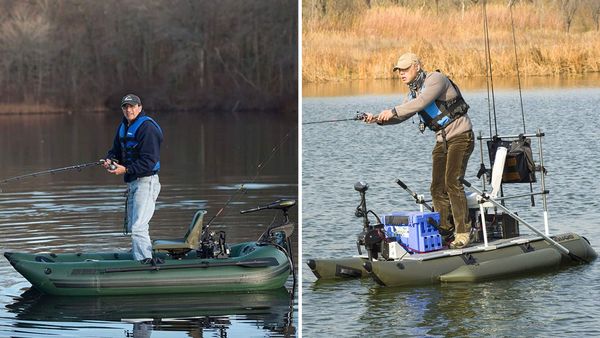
[460,253,477,265]
[519,243,535,253]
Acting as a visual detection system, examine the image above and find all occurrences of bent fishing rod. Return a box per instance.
[303,112,367,125]
[0,160,116,188]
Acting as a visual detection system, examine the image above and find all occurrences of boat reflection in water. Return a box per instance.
[7,287,295,337]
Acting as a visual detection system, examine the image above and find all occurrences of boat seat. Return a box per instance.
[152,210,207,257]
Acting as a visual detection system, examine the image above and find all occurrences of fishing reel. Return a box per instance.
[354,111,368,121]
[197,230,230,259]
[353,181,385,260]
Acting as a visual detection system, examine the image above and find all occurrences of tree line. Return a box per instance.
[0,0,297,114]
[304,0,600,32]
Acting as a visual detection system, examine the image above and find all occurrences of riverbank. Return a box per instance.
[303,73,600,97]
[302,2,600,83]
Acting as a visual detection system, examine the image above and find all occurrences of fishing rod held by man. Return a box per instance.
[303,111,367,125]
[0,160,114,186]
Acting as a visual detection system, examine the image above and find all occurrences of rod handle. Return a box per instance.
[395,179,408,189]
[459,176,471,187]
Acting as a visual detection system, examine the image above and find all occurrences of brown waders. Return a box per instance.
[430,130,474,240]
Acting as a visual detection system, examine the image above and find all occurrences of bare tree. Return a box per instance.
[559,0,579,32]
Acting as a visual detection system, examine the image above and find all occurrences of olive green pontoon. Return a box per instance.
[307,132,597,287]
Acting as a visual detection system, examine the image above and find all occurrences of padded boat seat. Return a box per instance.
[152,210,207,257]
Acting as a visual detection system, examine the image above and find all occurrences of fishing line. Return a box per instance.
[202,127,297,232]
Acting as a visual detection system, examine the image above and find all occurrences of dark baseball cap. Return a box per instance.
[121,94,141,107]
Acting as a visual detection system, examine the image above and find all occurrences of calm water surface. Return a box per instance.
[0,111,298,337]
[302,85,600,337]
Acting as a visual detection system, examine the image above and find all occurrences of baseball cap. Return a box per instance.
[121,94,141,107]
[393,53,420,71]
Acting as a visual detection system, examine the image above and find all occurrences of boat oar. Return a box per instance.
[104,257,280,273]
[460,178,588,263]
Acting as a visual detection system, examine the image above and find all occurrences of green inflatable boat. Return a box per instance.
[5,200,296,296]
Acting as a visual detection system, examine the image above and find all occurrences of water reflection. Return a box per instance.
[7,287,295,337]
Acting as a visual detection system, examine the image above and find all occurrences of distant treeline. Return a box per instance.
[303,0,600,82]
[0,0,297,113]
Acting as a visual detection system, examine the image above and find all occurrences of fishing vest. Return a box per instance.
[410,75,470,132]
[118,116,162,172]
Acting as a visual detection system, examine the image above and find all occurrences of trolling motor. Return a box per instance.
[241,199,296,244]
[354,182,385,261]
[241,199,297,284]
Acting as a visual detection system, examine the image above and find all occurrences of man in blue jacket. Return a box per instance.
[102,93,163,261]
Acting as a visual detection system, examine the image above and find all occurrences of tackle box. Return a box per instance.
[382,211,443,253]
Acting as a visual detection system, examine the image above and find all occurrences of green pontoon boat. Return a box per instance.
[5,200,296,296]
[307,131,597,287]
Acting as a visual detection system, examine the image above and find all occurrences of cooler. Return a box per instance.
[382,211,443,253]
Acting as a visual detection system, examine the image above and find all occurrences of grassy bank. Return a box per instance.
[302,2,600,82]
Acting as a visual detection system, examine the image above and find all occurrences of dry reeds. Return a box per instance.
[303,2,600,83]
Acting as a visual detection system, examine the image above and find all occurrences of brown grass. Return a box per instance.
[302,3,600,83]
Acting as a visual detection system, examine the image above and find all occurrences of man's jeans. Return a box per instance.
[430,131,474,234]
[127,175,160,260]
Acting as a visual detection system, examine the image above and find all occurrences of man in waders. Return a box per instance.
[102,94,163,261]
[365,53,474,249]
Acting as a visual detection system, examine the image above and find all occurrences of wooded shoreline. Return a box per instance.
[0,1,297,114]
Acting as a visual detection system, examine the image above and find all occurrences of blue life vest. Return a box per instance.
[118,116,162,172]
[410,76,469,132]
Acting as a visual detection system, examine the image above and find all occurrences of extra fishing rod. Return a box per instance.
[201,128,296,236]
[303,112,367,125]
[508,0,536,207]
[0,160,116,189]
[482,0,498,137]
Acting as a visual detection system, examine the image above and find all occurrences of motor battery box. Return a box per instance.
[381,211,443,253]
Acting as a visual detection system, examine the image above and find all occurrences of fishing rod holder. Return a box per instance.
[473,128,550,238]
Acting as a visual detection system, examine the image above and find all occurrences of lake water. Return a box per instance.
[0,111,298,337]
[301,83,600,337]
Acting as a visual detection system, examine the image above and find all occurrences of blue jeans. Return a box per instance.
[127,175,161,260]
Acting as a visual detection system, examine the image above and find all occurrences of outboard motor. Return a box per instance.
[354,181,385,261]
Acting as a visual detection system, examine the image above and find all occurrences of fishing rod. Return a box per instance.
[303,112,367,125]
[508,1,536,207]
[482,0,498,138]
[201,128,296,238]
[0,160,116,188]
